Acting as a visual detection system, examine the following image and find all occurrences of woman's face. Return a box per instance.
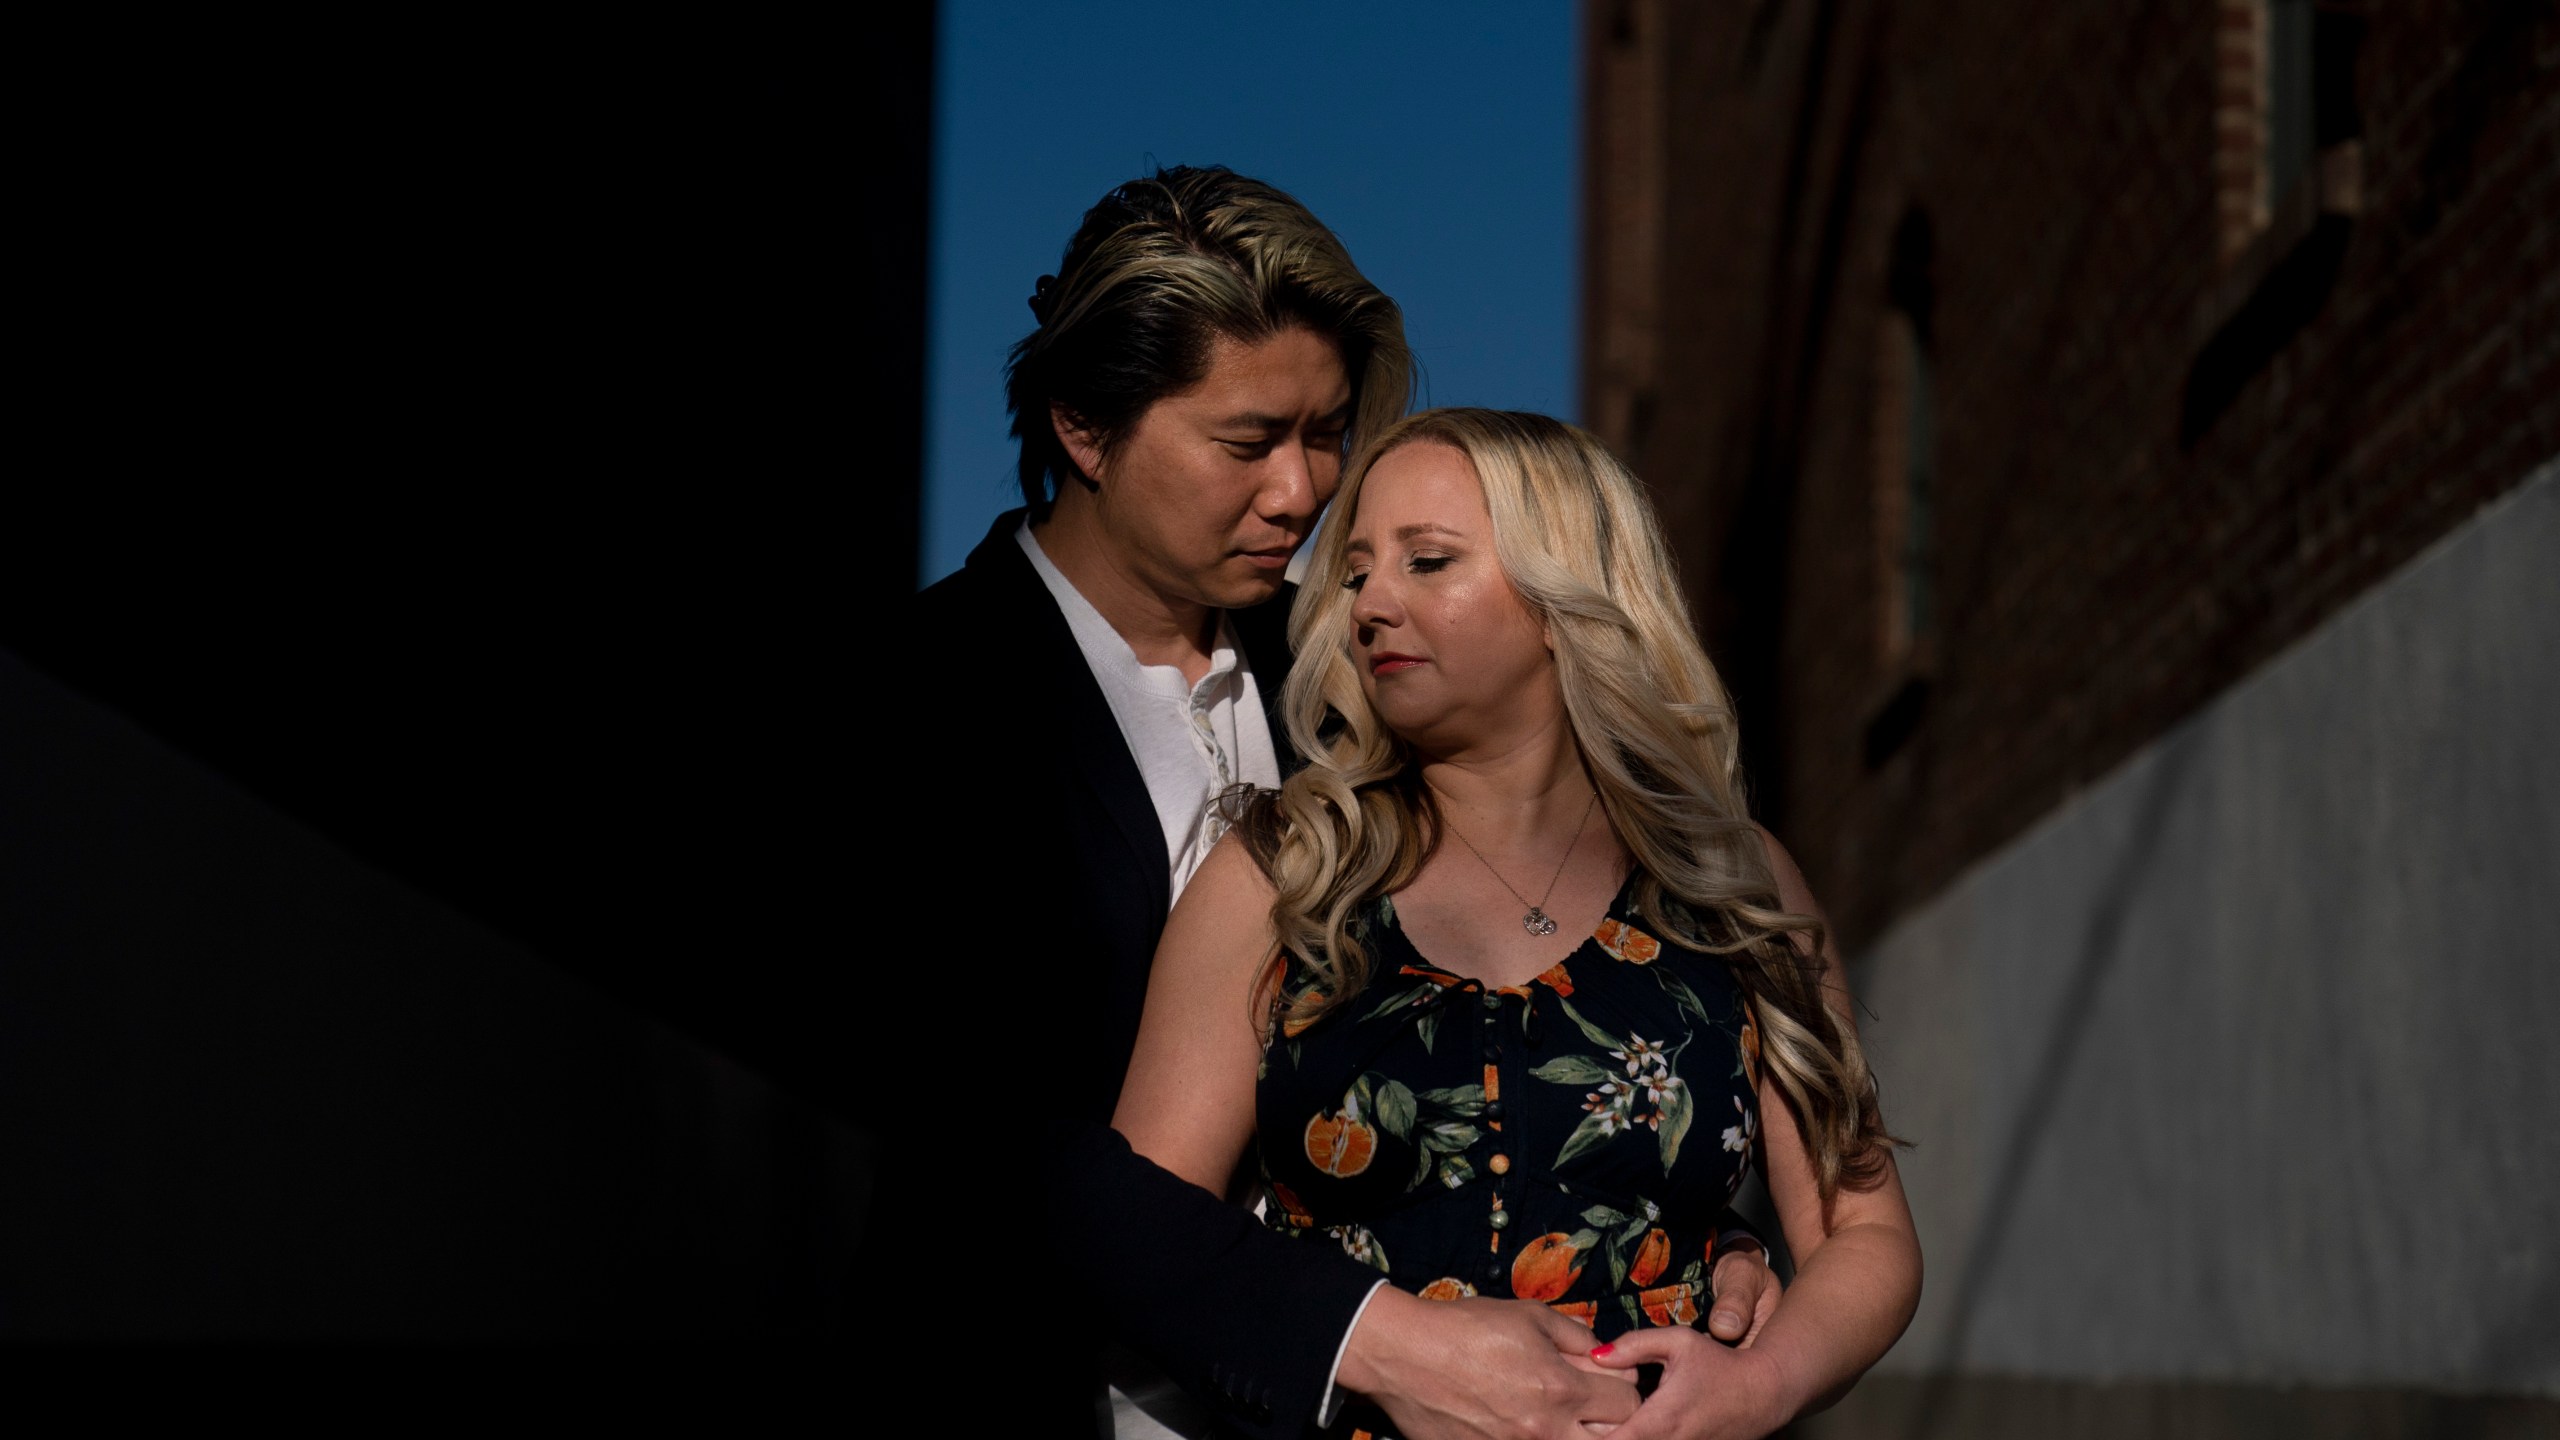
[1342,442,1558,754]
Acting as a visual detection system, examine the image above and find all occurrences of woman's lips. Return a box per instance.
[1369,652,1425,676]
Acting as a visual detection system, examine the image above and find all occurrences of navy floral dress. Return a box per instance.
[1258,871,1763,1439]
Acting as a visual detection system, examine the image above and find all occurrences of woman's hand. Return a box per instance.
[1582,1330,1789,1440]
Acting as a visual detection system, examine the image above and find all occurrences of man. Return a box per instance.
[869,166,1775,1439]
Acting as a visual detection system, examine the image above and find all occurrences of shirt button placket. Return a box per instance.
[1481,987,1510,1287]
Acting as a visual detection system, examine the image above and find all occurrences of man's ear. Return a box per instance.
[1051,403,1107,491]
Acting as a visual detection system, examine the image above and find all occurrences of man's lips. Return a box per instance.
[1238,544,1297,571]
[1369,652,1426,676]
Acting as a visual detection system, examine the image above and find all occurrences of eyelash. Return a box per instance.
[1341,555,1452,591]
[1222,429,1347,458]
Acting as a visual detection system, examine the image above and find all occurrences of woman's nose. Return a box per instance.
[1353,573,1401,629]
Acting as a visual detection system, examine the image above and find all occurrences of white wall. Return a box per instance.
[1854,460,2560,1394]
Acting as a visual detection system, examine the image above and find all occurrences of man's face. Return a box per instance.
[1065,326,1354,611]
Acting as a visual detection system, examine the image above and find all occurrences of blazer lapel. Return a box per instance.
[966,515,1171,924]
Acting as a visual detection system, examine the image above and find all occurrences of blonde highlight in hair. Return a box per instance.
[1241,408,1900,1204]
[1006,166,1412,508]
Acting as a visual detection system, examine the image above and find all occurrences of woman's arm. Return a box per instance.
[1111,832,1284,1195]
[1591,827,1923,1439]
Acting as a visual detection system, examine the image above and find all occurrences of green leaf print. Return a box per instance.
[1438,1154,1476,1189]
[1375,1078,1418,1141]
[1653,966,1715,1031]
[1530,1055,1613,1085]
[1554,1108,1622,1168]
[1361,984,1423,1025]
[1553,995,1626,1052]
[1417,1005,1442,1055]
[1581,1204,1632,1230]
[1417,1085,1487,1116]
[1656,1073,1695,1171]
[1421,1119,1482,1154]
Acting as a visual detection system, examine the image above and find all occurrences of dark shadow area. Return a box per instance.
[1862,676,1931,771]
[4,11,932,1357]
[1722,0,1870,829]
[2180,213,2353,449]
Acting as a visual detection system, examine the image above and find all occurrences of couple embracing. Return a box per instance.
[870,166,1917,1440]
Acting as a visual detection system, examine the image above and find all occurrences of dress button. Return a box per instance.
[1489,1153,1511,1176]
[1486,1259,1504,1285]
[1485,1044,1503,1063]
[1481,992,1501,1012]
[1489,1209,1511,1231]
[1484,1101,1506,1122]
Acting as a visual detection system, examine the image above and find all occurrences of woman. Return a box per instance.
[1114,409,1920,1439]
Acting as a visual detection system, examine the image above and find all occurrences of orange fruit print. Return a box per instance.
[1417,1277,1477,1301]
[1510,1233,1587,1302]
[1304,1109,1379,1178]
[1641,1283,1701,1327]
[1629,1228,1671,1287]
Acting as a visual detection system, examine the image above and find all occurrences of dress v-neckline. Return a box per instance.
[1379,868,1644,993]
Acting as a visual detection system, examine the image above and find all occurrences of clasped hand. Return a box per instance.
[1358,1246,1784,1440]
[1574,1245,1787,1440]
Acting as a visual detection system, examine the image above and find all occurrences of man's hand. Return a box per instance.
[1339,1290,1641,1440]
[1706,1242,1780,1346]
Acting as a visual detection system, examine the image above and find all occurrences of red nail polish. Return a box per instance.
[1590,1342,1615,1358]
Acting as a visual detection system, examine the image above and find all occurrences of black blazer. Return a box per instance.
[861,510,1375,1439]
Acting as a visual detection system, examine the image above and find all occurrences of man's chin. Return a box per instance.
[1204,571,1291,610]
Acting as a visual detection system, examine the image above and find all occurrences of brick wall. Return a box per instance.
[1584,0,2559,947]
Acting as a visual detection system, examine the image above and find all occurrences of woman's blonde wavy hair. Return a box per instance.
[1241,408,1899,1203]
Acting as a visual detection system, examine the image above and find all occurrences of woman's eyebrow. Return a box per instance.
[1346,523,1464,556]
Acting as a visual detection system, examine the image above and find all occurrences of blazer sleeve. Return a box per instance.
[1039,1117,1384,1438]
[856,572,1382,1438]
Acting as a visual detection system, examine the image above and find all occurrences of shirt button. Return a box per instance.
[1489,1153,1512,1175]
[1489,1209,1511,1231]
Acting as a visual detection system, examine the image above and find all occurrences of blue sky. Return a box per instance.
[921,0,1581,584]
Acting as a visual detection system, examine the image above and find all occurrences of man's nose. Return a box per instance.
[1258,442,1321,520]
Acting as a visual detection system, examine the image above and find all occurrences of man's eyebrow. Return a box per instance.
[1211,400,1356,430]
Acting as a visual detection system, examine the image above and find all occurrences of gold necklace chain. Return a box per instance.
[1436,790,1602,938]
